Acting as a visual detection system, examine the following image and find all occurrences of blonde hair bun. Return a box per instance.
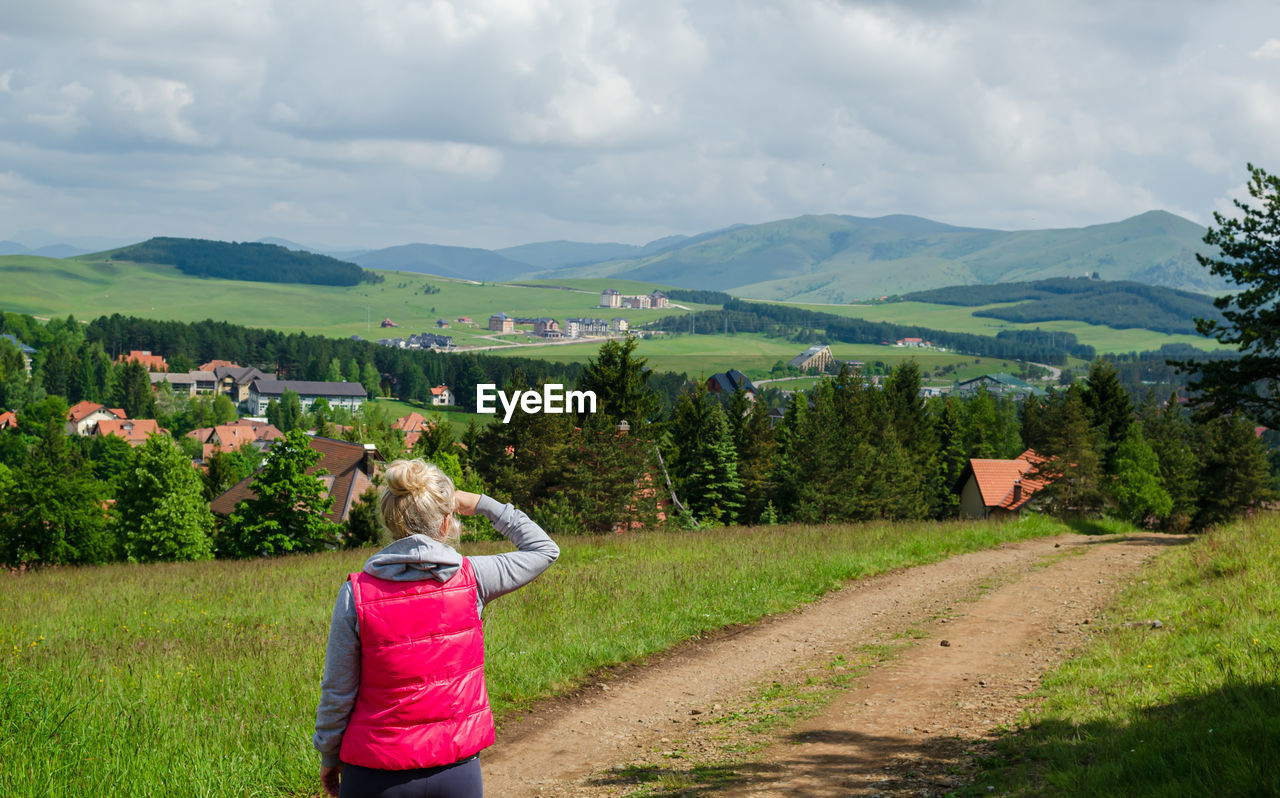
[385,458,436,497]
[379,458,461,543]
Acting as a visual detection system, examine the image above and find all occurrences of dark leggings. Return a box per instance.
[339,755,482,798]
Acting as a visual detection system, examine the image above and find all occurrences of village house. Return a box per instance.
[489,313,515,333]
[96,418,166,447]
[650,290,670,309]
[210,436,384,525]
[1,333,35,374]
[376,332,454,351]
[115,349,169,372]
[457,316,473,324]
[533,318,561,338]
[212,365,273,405]
[429,385,455,406]
[600,288,622,308]
[611,318,629,333]
[706,369,757,401]
[894,337,932,348]
[392,411,433,448]
[247,378,367,415]
[187,419,283,464]
[622,295,652,310]
[150,370,217,397]
[436,319,450,329]
[381,318,399,328]
[955,450,1050,519]
[789,344,834,372]
[66,401,127,436]
[955,373,1042,398]
[199,359,239,372]
[0,411,18,430]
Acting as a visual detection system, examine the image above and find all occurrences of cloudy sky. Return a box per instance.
[2,0,1279,250]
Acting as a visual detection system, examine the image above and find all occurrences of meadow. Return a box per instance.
[973,514,1280,796]
[769,299,1226,355]
[0,255,712,343]
[364,397,492,434]
[487,331,1030,382]
[0,514,1083,797]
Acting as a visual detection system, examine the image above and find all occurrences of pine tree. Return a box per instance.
[113,360,156,419]
[220,429,342,557]
[934,397,968,516]
[0,414,113,566]
[734,397,776,524]
[578,335,660,429]
[1039,385,1105,516]
[1110,423,1173,525]
[668,385,743,524]
[1193,414,1273,528]
[115,435,215,562]
[1082,359,1134,474]
[1138,391,1199,530]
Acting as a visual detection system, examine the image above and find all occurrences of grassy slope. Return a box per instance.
[485,332,1027,380]
[0,514,1085,797]
[973,516,1280,796]
[760,300,1226,355]
[0,255,713,343]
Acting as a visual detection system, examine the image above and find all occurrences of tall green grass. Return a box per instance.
[0,514,1075,797]
[972,515,1280,796]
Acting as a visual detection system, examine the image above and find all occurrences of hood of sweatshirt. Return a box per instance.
[362,534,462,582]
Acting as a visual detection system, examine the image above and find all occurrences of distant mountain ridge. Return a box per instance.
[538,210,1220,301]
[76,209,1221,300]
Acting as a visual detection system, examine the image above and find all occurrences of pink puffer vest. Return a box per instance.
[339,559,495,770]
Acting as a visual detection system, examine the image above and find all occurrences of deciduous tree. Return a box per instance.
[115,435,215,562]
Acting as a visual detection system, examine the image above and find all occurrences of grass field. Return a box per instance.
[486,332,1031,381]
[0,514,1091,797]
[764,299,1227,355]
[364,398,492,434]
[0,255,713,342]
[972,515,1280,796]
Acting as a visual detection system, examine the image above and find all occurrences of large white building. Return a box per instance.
[247,379,367,415]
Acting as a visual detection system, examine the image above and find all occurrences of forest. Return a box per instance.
[103,237,382,287]
[901,277,1224,335]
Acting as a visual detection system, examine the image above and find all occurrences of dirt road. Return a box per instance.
[482,532,1183,796]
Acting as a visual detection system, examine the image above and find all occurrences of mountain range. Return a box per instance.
[60,209,1221,302]
[337,210,1219,301]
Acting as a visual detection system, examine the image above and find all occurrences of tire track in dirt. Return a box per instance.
[483,532,1185,796]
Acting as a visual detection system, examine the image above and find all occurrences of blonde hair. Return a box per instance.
[378,459,461,544]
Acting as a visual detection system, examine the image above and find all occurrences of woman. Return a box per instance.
[314,458,559,797]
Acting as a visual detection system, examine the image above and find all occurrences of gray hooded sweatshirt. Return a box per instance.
[313,495,559,767]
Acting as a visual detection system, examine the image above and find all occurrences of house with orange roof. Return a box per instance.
[392,411,432,449]
[0,411,17,430]
[429,385,455,406]
[96,418,166,447]
[956,449,1052,519]
[187,419,283,463]
[210,436,384,526]
[116,350,169,372]
[66,401,126,436]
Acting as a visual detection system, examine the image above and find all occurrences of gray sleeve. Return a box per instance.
[469,494,559,612]
[313,581,360,767]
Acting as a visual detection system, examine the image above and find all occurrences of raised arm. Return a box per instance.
[460,492,559,610]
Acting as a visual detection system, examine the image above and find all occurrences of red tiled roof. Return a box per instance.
[116,350,169,372]
[0,411,17,430]
[68,400,106,423]
[392,411,429,432]
[199,359,240,371]
[96,418,165,446]
[209,436,382,525]
[968,449,1050,512]
[429,385,450,396]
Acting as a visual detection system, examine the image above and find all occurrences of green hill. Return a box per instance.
[541,210,1219,301]
[92,237,377,286]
